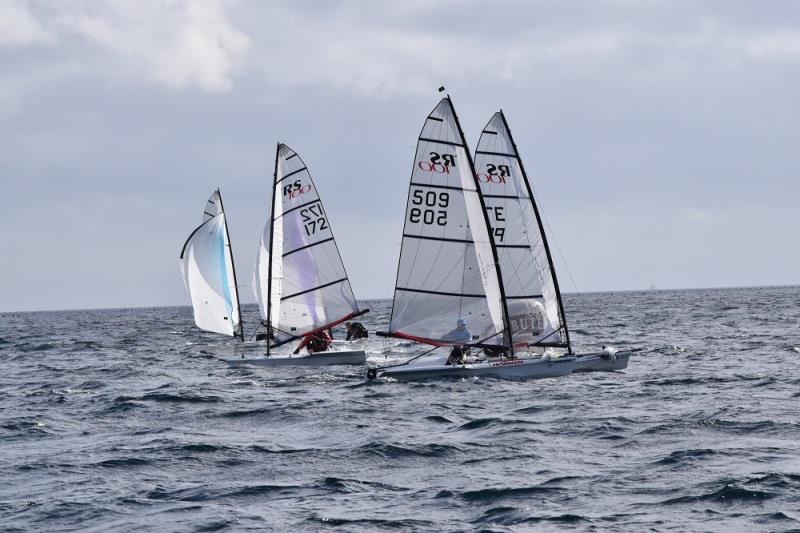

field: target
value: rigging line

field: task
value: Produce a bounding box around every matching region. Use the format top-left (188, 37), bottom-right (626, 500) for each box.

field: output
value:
top-left (528, 183), bottom-right (579, 293)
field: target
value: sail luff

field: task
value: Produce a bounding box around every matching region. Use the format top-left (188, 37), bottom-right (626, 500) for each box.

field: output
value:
top-left (446, 97), bottom-right (514, 355)
top-left (265, 143), bottom-right (280, 355)
top-left (215, 190), bottom-right (244, 342)
top-left (498, 110), bottom-right (571, 352)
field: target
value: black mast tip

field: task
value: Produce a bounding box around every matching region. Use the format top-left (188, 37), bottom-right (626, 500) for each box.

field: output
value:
top-left (438, 86), bottom-right (445, 92)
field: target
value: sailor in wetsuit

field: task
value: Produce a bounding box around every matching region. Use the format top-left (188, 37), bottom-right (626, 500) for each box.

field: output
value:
top-left (443, 318), bottom-right (472, 344)
top-left (345, 321), bottom-right (368, 341)
top-left (293, 329), bottom-right (332, 354)
top-left (443, 318), bottom-right (472, 366)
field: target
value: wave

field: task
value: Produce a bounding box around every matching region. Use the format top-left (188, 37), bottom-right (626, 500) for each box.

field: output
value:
top-left (454, 485), bottom-right (569, 503)
top-left (315, 477), bottom-right (408, 493)
top-left (357, 441), bottom-right (461, 458)
top-left (653, 448), bottom-right (725, 466)
top-left (660, 478), bottom-right (778, 505)
top-left (140, 392), bottom-right (222, 403)
top-left (304, 515), bottom-right (434, 529)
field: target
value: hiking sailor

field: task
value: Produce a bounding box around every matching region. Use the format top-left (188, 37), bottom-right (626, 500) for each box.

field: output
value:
top-left (345, 321), bottom-right (368, 341)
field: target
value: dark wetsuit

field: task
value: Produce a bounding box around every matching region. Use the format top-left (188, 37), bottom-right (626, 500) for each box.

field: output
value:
top-left (346, 322), bottom-right (368, 341)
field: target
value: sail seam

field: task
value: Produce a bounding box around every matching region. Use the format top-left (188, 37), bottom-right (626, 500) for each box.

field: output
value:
top-left (483, 194), bottom-right (521, 199)
top-left (409, 182), bottom-right (474, 192)
top-left (282, 237), bottom-right (335, 258)
top-left (475, 150), bottom-right (517, 158)
top-left (403, 234), bottom-right (474, 244)
top-left (427, 116), bottom-right (444, 122)
top-left (505, 294), bottom-right (544, 299)
top-left (496, 244), bottom-right (531, 249)
top-left (277, 199), bottom-right (321, 219)
top-left (419, 137), bottom-right (465, 148)
top-left (281, 277), bottom-right (348, 301)
top-left (396, 287), bottom-right (486, 298)
top-left (276, 166), bottom-right (308, 184)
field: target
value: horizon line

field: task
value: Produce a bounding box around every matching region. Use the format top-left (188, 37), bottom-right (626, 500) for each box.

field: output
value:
top-left (2, 282), bottom-right (797, 314)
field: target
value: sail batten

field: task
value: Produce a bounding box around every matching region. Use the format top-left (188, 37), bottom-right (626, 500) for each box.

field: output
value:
top-left (180, 190), bottom-right (243, 339)
top-left (387, 97), bottom-right (509, 348)
top-left (253, 144), bottom-right (361, 344)
top-left (474, 111), bottom-right (570, 350)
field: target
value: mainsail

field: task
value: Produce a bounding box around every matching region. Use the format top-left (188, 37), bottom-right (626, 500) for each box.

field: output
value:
top-left (387, 97), bottom-right (510, 348)
top-left (253, 143), bottom-right (362, 346)
top-left (474, 111), bottom-right (570, 350)
top-left (179, 189), bottom-right (243, 339)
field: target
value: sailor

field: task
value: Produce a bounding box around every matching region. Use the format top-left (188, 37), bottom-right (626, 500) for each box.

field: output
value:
top-left (443, 318), bottom-right (472, 344)
top-left (446, 345), bottom-right (466, 366)
top-left (482, 345), bottom-right (507, 359)
top-left (345, 321), bottom-right (368, 341)
top-left (293, 329), bottom-right (332, 354)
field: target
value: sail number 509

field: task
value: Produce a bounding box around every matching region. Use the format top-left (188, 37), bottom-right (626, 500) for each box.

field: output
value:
top-left (410, 190), bottom-right (449, 226)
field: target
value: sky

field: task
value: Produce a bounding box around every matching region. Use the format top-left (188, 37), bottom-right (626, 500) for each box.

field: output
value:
top-left (1, 0), bottom-right (799, 312)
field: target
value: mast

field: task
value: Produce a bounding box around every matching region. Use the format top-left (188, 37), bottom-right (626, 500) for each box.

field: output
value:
top-left (498, 110), bottom-right (571, 353)
top-left (447, 96), bottom-right (514, 355)
top-left (265, 143), bottom-right (280, 356)
top-left (215, 189), bottom-right (245, 342)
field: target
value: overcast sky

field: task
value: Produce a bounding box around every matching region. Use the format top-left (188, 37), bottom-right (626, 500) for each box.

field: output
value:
top-left (1, 0), bottom-right (798, 312)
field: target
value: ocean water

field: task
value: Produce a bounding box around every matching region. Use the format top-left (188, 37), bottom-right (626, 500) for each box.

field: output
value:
top-left (1, 286), bottom-right (799, 532)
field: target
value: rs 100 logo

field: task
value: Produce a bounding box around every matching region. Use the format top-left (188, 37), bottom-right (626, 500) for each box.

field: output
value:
top-left (283, 179), bottom-right (312, 198)
top-left (418, 151), bottom-right (456, 173)
top-left (477, 163), bottom-right (511, 183)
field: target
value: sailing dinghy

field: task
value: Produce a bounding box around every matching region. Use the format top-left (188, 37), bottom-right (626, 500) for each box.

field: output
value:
top-left (237, 143), bottom-right (368, 367)
top-left (368, 97), bottom-right (575, 381)
top-left (179, 189), bottom-right (244, 340)
top-left (474, 110), bottom-right (633, 372)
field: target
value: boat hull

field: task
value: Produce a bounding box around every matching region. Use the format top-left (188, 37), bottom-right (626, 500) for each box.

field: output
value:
top-left (376, 356), bottom-right (576, 382)
top-left (229, 350), bottom-right (366, 367)
top-left (573, 351), bottom-right (630, 372)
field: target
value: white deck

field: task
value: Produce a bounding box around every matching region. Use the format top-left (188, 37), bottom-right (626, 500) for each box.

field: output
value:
top-left (375, 355), bottom-right (576, 381)
top-left (573, 351), bottom-right (631, 372)
top-left (229, 349), bottom-right (366, 367)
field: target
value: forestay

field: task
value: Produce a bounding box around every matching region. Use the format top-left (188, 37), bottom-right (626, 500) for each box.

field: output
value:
top-left (253, 144), bottom-right (361, 344)
top-left (179, 190), bottom-right (243, 338)
top-left (474, 112), bottom-right (570, 349)
top-left (388, 98), bottom-right (508, 347)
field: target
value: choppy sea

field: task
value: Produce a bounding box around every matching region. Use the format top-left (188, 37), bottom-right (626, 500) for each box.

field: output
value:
top-left (1, 286), bottom-right (799, 532)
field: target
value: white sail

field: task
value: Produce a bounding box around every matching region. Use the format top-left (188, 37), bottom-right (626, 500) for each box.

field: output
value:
top-left (180, 190), bottom-right (242, 338)
top-left (388, 98), bottom-right (507, 346)
top-left (253, 144), bottom-right (360, 343)
top-left (474, 112), bottom-right (569, 348)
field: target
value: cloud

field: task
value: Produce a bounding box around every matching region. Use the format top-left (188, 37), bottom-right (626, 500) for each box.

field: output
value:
top-left (230, 2), bottom-right (800, 97)
top-left (2, 0), bottom-right (248, 92)
top-left (744, 30), bottom-right (800, 60)
top-left (0, 0), bottom-right (55, 46)
top-left (61, 1), bottom-right (249, 91)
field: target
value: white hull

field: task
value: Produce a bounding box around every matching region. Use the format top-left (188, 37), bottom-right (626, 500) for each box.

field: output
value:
top-left (573, 351), bottom-right (631, 372)
top-left (229, 350), bottom-right (366, 367)
top-left (374, 356), bottom-right (576, 382)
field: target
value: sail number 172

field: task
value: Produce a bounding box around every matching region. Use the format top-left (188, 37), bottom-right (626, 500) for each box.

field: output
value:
top-left (301, 203), bottom-right (328, 236)
top-left (410, 189), bottom-right (449, 226)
